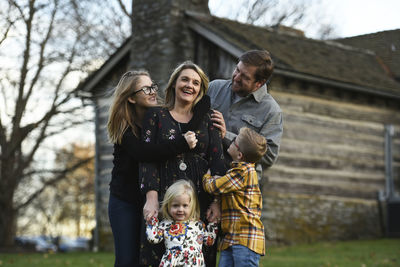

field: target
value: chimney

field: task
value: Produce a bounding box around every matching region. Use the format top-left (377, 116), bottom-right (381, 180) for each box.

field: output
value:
top-left (129, 0), bottom-right (210, 93)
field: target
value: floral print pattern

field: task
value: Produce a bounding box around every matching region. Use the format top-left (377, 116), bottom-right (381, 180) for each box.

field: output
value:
top-left (146, 217), bottom-right (218, 267)
top-left (139, 107), bottom-right (226, 265)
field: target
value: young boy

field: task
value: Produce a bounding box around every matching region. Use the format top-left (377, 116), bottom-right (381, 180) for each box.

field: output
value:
top-left (203, 127), bottom-right (267, 267)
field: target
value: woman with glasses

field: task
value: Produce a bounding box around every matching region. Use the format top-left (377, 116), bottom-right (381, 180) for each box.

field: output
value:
top-left (139, 62), bottom-right (227, 267)
top-left (107, 70), bottom-right (200, 267)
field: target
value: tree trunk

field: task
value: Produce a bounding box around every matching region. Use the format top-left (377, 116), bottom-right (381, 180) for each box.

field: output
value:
top-left (0, 200), bottom-right (17, 247)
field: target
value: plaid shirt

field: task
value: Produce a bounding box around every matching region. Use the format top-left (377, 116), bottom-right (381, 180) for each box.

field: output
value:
top-left (203, 161), bottom-right (265, 255)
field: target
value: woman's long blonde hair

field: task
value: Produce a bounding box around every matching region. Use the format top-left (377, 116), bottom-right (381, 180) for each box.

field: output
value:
top-left (161, 180), bottom-right (200, 221)
top-left (107, 70), bottom-right (150, 144)
top-left (164, 61), bottom-right (209, 110)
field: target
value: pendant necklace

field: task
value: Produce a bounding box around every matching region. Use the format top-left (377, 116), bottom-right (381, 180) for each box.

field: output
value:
top-left (177, 123), bottom-right (187, 171)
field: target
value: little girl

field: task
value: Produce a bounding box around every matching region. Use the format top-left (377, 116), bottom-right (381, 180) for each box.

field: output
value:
top-left (146, 179), bottom-right (218, 267)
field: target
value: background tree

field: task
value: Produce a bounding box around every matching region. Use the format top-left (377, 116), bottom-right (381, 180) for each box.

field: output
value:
top-left (0, 0), bottom-right (130, 247)
top-left (210, 0), bottom-right (337, 39)
top-left (17, 143), bottom-right (95, 238)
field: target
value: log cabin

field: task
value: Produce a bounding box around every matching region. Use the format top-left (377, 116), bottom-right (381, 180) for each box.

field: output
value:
top-left (78, 0), bottom-right (400, 250)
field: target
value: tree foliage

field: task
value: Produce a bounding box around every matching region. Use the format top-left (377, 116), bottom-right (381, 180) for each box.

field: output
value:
top-left (0, 0), bottom-right (130, 247)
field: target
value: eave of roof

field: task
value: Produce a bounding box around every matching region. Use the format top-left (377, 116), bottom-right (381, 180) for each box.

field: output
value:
top-left (77, 38), bottom-right (132, 94)
top-left (186, 12), bottom-right (400, 99)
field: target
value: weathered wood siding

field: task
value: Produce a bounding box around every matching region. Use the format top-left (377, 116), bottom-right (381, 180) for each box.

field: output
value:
top-left (196, 41), bottom-right (400, 244)
top-left (265, 77), bottom-right (400, 244)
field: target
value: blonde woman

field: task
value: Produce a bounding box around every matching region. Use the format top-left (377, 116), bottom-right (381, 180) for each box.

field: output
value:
top-left (146, 180), bottom-right (218, 266)
top-left (139, 61), bottom-right (227, 266)
top-left (107, 70), bottom-right (197, 267)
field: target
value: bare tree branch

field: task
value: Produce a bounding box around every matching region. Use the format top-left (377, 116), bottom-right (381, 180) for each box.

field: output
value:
top-left (0, 16), bottom-right (15, 46)
top-left (1, 0), bottom-right (130, 247)
top-left (15, 155), bottom-right (94, 211)
top-left (12, 0), bottom-right (35, 130)
top-left (116, 0), bottom-right (130, 17)
top-left (25, 0), bottom-right (58, 103)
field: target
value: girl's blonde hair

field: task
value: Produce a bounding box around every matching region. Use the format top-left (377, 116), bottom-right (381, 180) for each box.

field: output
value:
top-left (107, 70), bottom-right (150, 144)
top-left (161, 180), bottom-right (200, 221)
top-left (164, 61), bottom-right (209, 110)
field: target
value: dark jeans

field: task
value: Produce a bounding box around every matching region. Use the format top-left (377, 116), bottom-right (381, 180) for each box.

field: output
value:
top-left (108, 194), bottom-right (142, 267)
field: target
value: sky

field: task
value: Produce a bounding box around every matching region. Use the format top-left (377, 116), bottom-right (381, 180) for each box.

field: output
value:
top-left (209, 0), bottom-right (400, 38)
top-left (319, 0), bottom-right (400, 37)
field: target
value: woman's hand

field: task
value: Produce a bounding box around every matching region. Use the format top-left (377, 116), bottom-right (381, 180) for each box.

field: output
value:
top-left (211, 110), bottom-right (226, 138)
top-left (143, 191), bottom-right (159, 223)
top-left (184, 131), bottom-right (198, 149)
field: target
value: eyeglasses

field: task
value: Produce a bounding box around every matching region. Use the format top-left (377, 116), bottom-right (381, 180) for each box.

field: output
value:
top-left (231, 137), bottom-right (240, 151)
top-left (132, 84), bottom-right (158, 95)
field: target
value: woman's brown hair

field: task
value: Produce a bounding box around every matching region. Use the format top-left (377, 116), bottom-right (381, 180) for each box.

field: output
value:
top-left (107, 70), bottom-right (150, 144)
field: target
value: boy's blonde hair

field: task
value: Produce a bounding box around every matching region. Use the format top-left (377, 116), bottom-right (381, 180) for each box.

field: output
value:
top-left (237, 127), bottom-right (268, 163)
top-left (161, 180), bottom-right (200, 221)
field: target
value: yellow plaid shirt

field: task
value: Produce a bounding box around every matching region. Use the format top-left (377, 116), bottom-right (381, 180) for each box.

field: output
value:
top-left (203, 161), bottom-right (265, 255)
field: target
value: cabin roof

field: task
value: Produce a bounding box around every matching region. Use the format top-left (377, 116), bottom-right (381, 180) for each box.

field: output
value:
top-left (187, 13), bottom-right (400, 97)
top-left (78, 13), bottom-right (400, 99)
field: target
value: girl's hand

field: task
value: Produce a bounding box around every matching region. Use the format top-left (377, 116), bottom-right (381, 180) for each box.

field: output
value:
top-left (211, 110), bottom-right (226, 138)
top-left (143, 191), bottom-right (159, 223)
top-left (184, 131), bottom-right (198, 149)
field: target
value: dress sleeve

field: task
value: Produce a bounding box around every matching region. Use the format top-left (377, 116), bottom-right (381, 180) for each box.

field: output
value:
top-left (139, 108), bottom-right (161, 193)
top-left (121, 129), bottom-right (189, 162)
top-left (146, 217), bottom-right (164, 244)
top-left (202, 221), bottom-right (218, 246)
top-left (203, 167), bottom-right (245, 195)
top-left (206, 112), bottom-right (227, 176)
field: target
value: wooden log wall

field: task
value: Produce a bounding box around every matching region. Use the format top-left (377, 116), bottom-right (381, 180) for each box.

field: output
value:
top-left (264, 76), bottom-right (400, 244)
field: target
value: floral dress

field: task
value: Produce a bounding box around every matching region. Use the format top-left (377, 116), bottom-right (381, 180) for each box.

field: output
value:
top-left (146, 217), bottom-right (218, 267)
top-left (139, 106), bottom-right (226, 266)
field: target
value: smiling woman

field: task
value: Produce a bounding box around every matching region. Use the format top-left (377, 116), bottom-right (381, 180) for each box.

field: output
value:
top-left (106, 70), bottom-right (199, 267)
top-left (138, 61), bottom-right (227, 266)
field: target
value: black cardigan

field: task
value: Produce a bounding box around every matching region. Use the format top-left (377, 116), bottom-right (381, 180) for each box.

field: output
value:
top-left (110, 127), bottom-right (190, 209)
top-left (109, 96), bottom-right (211, 209)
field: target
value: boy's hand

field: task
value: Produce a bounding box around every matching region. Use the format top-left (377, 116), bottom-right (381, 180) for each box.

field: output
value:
top-left (206, 201), bottom-right (221, 223)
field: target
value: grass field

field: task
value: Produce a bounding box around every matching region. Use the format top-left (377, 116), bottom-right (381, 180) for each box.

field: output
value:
top-left (0, 238), bottom-right (399, 266)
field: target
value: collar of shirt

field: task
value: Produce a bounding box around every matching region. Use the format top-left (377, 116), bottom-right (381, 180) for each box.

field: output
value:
top-left (252, 84), bottom-right (268, 103)
top-left (231, 83), bottom-right (268, 104)
top-left (230, 161), bottom-right (255, 169)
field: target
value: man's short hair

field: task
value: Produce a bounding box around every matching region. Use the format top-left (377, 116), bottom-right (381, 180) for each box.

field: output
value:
top-left (237, 127), bottom-right (268, 163)
top-left (239, 50), bottom-right (274, 83)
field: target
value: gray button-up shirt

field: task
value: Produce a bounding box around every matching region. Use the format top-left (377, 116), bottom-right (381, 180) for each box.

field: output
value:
top-left (208, 79), bottom-right (283, 179)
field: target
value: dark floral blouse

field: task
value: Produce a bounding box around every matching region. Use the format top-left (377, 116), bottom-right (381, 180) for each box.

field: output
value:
top-left (140, 106), bottom-right (226, 215)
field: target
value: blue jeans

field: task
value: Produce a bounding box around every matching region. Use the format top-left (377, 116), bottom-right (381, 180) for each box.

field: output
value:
top-left (108, 194), bottom-right (142, 267)
top-left (219, 245), bottom-right (261, 267)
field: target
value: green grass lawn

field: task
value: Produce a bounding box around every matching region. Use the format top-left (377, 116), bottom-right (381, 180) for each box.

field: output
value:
top-left (0, 239), bottom-right (399, 267)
